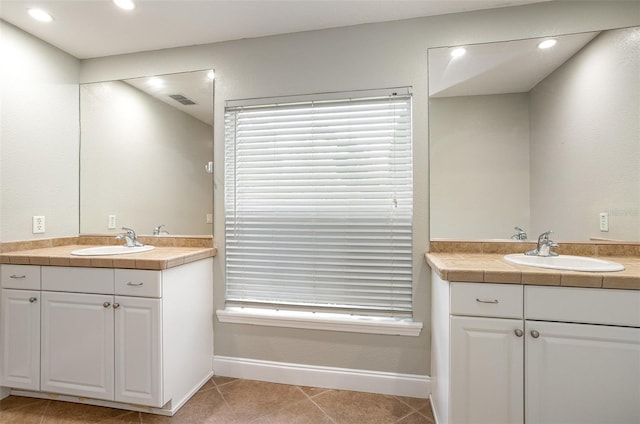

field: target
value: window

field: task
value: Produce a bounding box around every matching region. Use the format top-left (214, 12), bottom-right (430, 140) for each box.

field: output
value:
top-left (224, 88), bottom-right (413, 318)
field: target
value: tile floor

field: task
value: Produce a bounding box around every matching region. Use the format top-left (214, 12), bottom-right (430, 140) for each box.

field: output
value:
top-left (0, 377), bottom-right (435, 424)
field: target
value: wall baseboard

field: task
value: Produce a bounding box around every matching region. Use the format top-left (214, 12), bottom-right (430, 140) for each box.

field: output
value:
top-left (212, 355), bottom-right (430, 398)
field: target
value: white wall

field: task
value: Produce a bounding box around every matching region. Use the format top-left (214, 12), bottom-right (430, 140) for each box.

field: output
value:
top-left (530, 26), bottom-right (640, 241)
top-left (80, 80), bottom-right (213, 235)
top-left (0, 21), bottom-right (80, 241)
top-left (79, 1), bottom-right (639, 377)
top-left (430, 94), bottom-right (531, 239)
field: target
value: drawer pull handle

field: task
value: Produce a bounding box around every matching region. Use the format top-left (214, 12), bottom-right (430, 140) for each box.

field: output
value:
top-left (10, 275), bottom-right (27, 279)
top-left (514, 329), bottom-right (524, 337)
top-left (127, 282), bottom-right (144, 286)
top-left (29, 297), bottom-right (38, 303)
top-left (103, 302), bottom-right (111, 308)
top-left (475, 298), bottom-right (499, 304)
top-left (531, 330), bottom-right (540, 339)
top-left (113, 303), bottom-right (120, 309)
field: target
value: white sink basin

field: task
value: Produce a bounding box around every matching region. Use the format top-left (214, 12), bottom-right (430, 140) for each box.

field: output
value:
top-left (504, 254), bottom-right (624, 272)
top-left (71, 245), bottom-right (155, 256)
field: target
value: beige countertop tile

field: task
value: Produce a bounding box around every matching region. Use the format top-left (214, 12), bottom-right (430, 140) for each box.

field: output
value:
top-left (0, 244), bottom-right (216, 270)
top-left (426, 252), bottom-right (640, 290)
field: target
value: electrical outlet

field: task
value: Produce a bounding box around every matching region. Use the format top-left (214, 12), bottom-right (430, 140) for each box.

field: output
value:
top-left (32, 216), bottom-right (45, 234)
top-left (599, 212), bottom-right (609, 232)
top-left (206, 213), bottom-right (213, 224)
top-left (108, 214), bottom-right (117, 229)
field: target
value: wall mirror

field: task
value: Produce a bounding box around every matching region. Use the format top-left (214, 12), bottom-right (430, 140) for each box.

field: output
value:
top-left (80, 69), bottom-right (214, 236)
top-left (429, 27), bottom-right (639, 242)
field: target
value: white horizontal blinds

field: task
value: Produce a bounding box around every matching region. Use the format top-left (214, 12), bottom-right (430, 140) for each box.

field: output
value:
top-left (224, 89), bottom-right (413, 317)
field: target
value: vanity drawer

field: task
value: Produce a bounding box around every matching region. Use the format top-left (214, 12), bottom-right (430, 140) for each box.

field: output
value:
top-left (525, 286), bottom-right (640, 327)
top-left (451, 282), bottom-right (523, 319)
top-left (42, 267), bottom-right (113, 294)
top-left (115, 269), bottom-right (162, 298)
top-left (1, 265), bottom-right (41, 290)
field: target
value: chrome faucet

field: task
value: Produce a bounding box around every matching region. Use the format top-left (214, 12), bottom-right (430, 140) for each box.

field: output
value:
top-left (526, 230), bottom-right (558, 257)
top-left (153, 224), bottom-right (169, 236)
top-left (116, 227), bottom-right (144, 247)
top-left (510, 226), bottom-right (527, 240)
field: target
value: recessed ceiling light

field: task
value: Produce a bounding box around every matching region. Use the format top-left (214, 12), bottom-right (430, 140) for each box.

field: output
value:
top-left (538, 39), bottom-right (557, 49)
top-left (148, 77), bottom-right (164, 88)
top-left (450, 47), bottom-right (466, 58)
top-left (113, 0), bottom-right (135, 11)
top-left (28, 8), bottom-right (53, 22)
top-left (207, 70), bottom-right (215, 81)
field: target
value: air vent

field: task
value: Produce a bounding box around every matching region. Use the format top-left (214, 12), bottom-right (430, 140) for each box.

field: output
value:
top-left (169, 94), bottom-right (196, 105)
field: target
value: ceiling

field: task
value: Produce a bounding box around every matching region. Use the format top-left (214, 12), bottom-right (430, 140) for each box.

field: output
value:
top-left (122, 70), bottom-right (214, 125)
top-left (428, 31), bottom-right (600, 97)
top-left (0, 0), bottom-right (548, 59)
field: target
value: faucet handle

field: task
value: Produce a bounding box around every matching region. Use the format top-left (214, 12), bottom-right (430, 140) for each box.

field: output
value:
top-left (538, 230), bottom-right (553, 241)
top-left (122, 226), bottom-right (135, 234)
top-left (511, 226), bottom-right (527, 240)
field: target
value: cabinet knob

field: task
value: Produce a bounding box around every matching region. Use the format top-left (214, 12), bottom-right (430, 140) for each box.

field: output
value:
top-left (29, 297), bottom-right (38, 303)
top-left (530, 330), bottom-right (540, 339)
top-left (103, 302), bottom-right (111, 308)
top-left (113, 303), bottom-right (120, 309)
top-left (514, 329), bottom-right (524, 337)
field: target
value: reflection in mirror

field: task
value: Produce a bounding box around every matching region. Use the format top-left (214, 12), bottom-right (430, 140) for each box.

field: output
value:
top-left (80, 70), bottom-right (214, 236)
top-left (429, 27), bottom-right (639, 242)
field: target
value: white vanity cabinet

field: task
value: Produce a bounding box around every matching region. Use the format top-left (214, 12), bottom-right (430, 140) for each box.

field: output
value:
top-left (524, 286), bottom-right (640, 424)
top-left (1, 258), bottom-right (213, 415)
top-left (41, 290), bottom-right (116, 400)
top-left (40, 267), bottom-right (163, 406)
top-left (432, 277), bottom-right (524, 424)
top-left (0, 265), bottom-right (41, 391)
top-left (113, 294), bottom-right (162, 406)
top-left (431, 271), bottom-right (640, 424)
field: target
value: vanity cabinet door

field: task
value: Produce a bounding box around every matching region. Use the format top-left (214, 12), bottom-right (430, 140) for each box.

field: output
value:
top-left (40, 291), bottom-right (115, 400)
top-left (1, 289), bottom-right (40, 390)
top-left (114, 296), bottom-right (163, 407)
top-left (450, 316), bottom-right (524, 424)
top-left (526, 321), bottom-right (640, 424)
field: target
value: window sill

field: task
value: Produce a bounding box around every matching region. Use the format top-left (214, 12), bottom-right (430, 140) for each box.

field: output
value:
top-left (216, 307), bottom-right (423, 336)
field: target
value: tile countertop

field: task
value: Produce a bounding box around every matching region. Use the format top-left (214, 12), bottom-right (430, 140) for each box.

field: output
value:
top-left (0, 245), bottom-right (217, 270)
top-left (425, 252), bottom-right (640, 291)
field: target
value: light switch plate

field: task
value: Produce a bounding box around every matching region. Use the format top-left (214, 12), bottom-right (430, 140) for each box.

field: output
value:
top-left (599, 212), bottom-right (609, 232)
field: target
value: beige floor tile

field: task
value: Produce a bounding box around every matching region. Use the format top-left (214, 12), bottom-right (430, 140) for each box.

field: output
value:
top-left (0, 396), bottom-right (49, 411)
top-left (0, 401), bottom-right (49, 424)
top-left (217, 379), bottom-right (307, 422)
top-left (42, 401), bottom-right (135, 424)
top-left (417, 402), bottom-right (434, 420)
top-left (97, 411), bottom-right (142, 423)
top-left (298, 386), bottom-right (331, 398)
top-left (250, 398), bottom-right (333, 424)
top-left (394, 396), bottom-right (429, 411)
top-left (141, 388), bottom-right (236, 424)
top-left (396, 411), bottom-right (434, 424)
top-left (197, 377), bottom-right (218, 392)
top-left (312, 390), bottom-right (413, 424)
top-left (211, 376), bottom-right (238, 387)
top-left (2, 379), bottom-right (436, 424)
